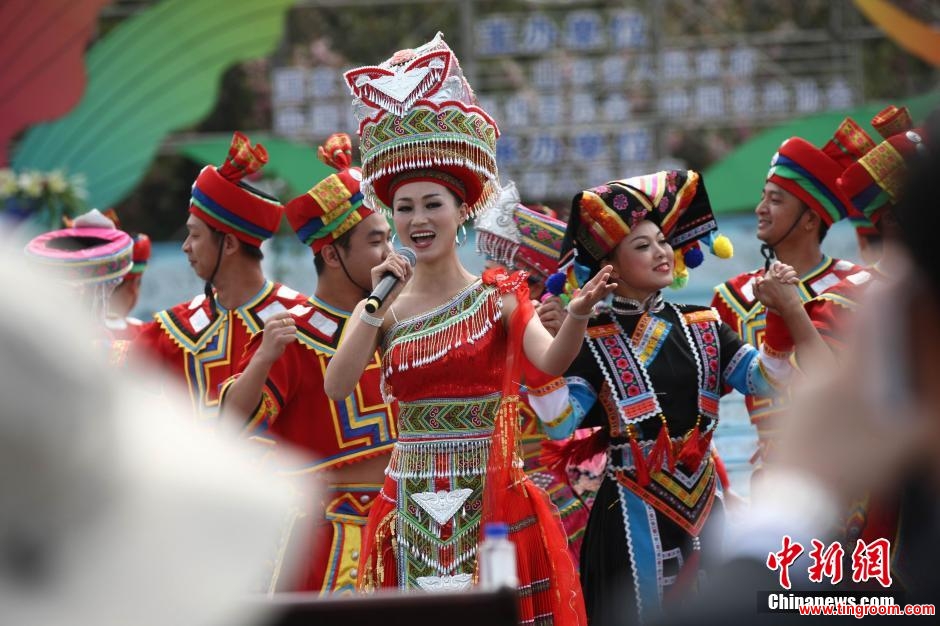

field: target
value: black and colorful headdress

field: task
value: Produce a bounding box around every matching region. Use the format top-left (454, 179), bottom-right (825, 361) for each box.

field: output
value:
top-left (560, 170), bottom-right (732, 289)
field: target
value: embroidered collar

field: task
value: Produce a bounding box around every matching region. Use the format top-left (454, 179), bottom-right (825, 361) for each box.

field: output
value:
top-left (610, 292), bottom-right (664, 316)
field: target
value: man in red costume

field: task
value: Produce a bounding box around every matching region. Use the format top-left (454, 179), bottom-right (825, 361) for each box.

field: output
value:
top-left (132, 132), bottom-right (306, 420)
top-left (776, 110), bottom-right (928, 582)
top-left (805, 107), bottom-right (923, 351)
top-left (711, 134), bottom-right (861, 462)
top-left (221, 133), bottom-right (398, 594)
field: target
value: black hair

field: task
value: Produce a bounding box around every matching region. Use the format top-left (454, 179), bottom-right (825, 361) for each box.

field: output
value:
top-left (444, 187), bottom-right (464, 206)
top-left (817, 220), bottom-right (829, 243)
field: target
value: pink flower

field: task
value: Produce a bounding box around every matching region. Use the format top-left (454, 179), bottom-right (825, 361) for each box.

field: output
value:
top-left (613, 194), bottom-right (628, 210)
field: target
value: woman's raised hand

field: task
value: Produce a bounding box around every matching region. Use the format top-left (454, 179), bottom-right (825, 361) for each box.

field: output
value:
top-left (368, 249), bottom-right (414, 312)
top-left (567, 264), bottom-right (617, 319)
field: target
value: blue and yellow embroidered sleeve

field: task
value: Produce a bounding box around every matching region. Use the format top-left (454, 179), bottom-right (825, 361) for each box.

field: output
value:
top-left (719, 322), bottom-right (791, 397)
top-left (538, 338), bottom-right (608, 439)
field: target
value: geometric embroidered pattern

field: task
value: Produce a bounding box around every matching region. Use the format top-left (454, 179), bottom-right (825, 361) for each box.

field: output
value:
top-left (360, 105), bottom-right (497, 157)
top-left (613, 457), bottom-right (717, 537)
top-left (398, 394), bottom-right (502, 436)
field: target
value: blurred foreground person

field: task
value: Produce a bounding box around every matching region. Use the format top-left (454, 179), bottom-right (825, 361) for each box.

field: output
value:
top-left (0, 245), bottom-right (313, 626)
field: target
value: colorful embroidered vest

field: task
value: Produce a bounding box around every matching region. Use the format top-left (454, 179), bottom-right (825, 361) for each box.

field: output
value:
top-left (135, 281), bottom-right (306, 420)
top-left (231, 295), bottom-right (398, 473)
top-left (586, 305), bottom-right (722, 537)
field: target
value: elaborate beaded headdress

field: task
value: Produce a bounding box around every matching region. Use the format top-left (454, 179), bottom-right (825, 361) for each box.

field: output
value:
top-left (344, 32), bottom-right (500, 216)
top-left (475, 181), bottom-right (565, 280)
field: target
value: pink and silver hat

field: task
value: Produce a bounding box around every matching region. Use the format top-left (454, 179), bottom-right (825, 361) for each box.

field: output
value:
top-left (24, 209), bottom-right (133, 286)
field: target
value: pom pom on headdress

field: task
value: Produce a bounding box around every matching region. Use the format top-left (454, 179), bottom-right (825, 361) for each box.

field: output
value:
top-left (545, 272), bottom-right (567, 296)
top-left (670, 249), bottom-right (690, 289)
top-left (682, 243), bottom-right (704, 268)
top-left (703, 231), bottom-right (733, 259)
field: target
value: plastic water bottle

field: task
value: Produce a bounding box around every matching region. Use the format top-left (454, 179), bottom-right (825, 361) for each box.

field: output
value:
top-left (479, 522), bottom-right (518, 590)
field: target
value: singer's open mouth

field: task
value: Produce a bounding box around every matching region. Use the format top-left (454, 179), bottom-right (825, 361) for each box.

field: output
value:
top-left (410, 231), bottom-right (436, 247)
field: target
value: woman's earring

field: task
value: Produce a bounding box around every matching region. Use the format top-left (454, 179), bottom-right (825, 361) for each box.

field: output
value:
top-left (391, 232), bottom-right (398, 247)
top-left (455, 223), bottom-right (467, 247)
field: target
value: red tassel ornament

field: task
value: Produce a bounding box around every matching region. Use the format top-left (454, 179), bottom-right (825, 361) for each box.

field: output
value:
top-left (628, 426), bottom-right (650, 487)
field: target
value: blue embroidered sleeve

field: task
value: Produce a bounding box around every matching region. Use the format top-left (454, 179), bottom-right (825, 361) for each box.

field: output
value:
top-left (536, 376), bottom-right (595, 439)
top-left (719, 316), bottom-right (791, 397)
top-left (723, 344), bottom-right (776, 397)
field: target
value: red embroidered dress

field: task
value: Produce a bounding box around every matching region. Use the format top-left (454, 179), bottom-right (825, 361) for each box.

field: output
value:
top-left (359, 271), bottom-right (585, 626)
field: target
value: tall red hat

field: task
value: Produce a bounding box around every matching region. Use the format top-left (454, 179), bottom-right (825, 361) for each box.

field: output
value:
top-left (767, 137), bottom-right (854, 226)
top-left (838, 127), bottom-right (926, 225)
top-left (285, 133), bottom-right (375, 255)
top-left (189, 132), bottom-right (283, 247)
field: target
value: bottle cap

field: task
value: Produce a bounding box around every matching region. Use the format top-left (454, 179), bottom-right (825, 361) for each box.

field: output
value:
top-left (483, 522), bottom-right (509, 539)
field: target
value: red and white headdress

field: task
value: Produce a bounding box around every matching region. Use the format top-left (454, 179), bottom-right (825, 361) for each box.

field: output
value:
top-left (344, 32), bottom-right (500, 216)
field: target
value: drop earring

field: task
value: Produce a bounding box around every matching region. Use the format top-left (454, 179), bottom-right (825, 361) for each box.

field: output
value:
top-left (455, 223), bottom-right (467, 247)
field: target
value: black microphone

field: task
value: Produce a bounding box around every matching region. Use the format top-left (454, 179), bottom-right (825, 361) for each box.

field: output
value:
top-left (364, 247), bottom-right (417, 313)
